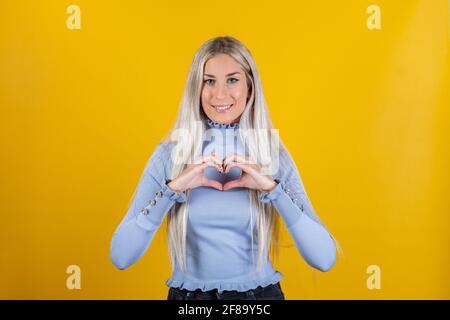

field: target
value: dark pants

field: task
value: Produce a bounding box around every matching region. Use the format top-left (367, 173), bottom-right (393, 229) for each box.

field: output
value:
top-left (167, 282), bottom-right (285, 300)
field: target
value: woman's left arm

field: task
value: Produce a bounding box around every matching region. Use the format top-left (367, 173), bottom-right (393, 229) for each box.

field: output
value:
top-left (259, 151), bottom-right (337, 272)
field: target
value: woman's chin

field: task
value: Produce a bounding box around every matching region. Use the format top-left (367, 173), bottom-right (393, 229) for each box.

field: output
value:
top-left (212, 115), bottom-right (237, 124)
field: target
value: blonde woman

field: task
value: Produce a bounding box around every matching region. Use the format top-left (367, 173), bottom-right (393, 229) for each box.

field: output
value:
top-left (110, 36), bottom-right (338, 300)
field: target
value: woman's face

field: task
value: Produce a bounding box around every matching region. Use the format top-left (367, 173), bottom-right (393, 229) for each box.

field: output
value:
top-left (201, 53), bottom-right (249, 124)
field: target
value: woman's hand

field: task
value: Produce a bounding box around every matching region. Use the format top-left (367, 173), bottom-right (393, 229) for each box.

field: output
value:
top-left (222, 153), bottom-right (278, 193)
top-left (167, 152), bottom-right (224, 193)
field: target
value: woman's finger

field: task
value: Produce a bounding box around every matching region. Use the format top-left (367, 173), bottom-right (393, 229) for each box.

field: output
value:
top-left (203, 152), bottom-right (223, 167)
top-left (222, 178), bottom-right (245, 191)
top-left (199, 160), bottom-right (223, 173)
top-left (223, 153), bottom-right (252, 167)
top-left (203, 178), bottom-right (223, 191)
top-left (191, 151), bottom-right (222, 166)
top-left (225, 162), bottom-right (254, 175)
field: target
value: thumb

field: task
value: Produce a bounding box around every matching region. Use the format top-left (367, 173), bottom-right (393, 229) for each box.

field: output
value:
top-left (203, 178), bottom-right (223, 191)
top-left (222, 179), bottom-right (245, 191)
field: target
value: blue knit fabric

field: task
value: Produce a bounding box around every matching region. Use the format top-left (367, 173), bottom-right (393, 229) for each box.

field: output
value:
top-left (110, 117), bottom-right (336, 293)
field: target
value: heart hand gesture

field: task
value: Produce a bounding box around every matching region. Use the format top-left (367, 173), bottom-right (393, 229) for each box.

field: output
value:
top-left (167, 152), bottom-right (278, 193)
top-left (167, 152), bottom-right (224, 193)
top-left (222, 153), bottom-right (277, 193)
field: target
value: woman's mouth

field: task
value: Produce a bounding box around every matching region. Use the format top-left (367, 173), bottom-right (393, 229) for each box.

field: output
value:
top-left (212, 104), bottom-right (233, 113)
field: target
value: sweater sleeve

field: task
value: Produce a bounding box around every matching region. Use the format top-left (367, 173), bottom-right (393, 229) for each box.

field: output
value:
top-left (259, 149), bottom-right (337, 272)
top-left (110, 143), bottom-right (186, 270)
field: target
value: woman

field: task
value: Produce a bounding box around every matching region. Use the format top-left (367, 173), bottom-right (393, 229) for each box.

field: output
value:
top-left (110, 36), bottom-right (338, 300)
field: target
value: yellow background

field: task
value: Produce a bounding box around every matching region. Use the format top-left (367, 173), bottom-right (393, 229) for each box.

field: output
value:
top-left (0, 0), bottom-right (449, 299)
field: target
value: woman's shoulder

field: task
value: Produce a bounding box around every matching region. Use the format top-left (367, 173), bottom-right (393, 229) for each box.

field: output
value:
top-left (141, 141), bottom-right (176, 179)
top-left (274, 145), bottom-right (298, 179)
top-left (154, 141), bottom-right (176, 159)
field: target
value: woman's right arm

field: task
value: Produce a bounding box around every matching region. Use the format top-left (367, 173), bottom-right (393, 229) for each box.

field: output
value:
top-left (110, 143), bottom-right (186, 270)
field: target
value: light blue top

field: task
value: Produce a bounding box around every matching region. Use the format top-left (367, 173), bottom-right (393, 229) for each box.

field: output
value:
top-left (110, 118), bottom-right (337, 293)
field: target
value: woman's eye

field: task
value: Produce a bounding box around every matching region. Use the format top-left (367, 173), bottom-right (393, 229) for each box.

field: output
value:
top-left (203, 78), bottom-right (238, 85)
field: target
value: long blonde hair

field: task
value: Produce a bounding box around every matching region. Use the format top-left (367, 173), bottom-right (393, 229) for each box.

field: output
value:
top-left (146, 36), bottom-right (342, 273)
top-left (158, 36), bottom-right (288, 273)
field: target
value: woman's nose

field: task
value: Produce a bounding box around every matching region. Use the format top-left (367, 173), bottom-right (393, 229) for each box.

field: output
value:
top-left (214, 83), bottom-right (228, 98)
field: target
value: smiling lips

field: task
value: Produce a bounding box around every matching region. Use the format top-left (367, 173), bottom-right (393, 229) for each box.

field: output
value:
top-left (212, 104), bottom-right (233, 113)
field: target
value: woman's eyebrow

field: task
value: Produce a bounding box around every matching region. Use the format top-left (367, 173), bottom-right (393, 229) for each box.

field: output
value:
top-left (203, 72), bottom-right (241, 78)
